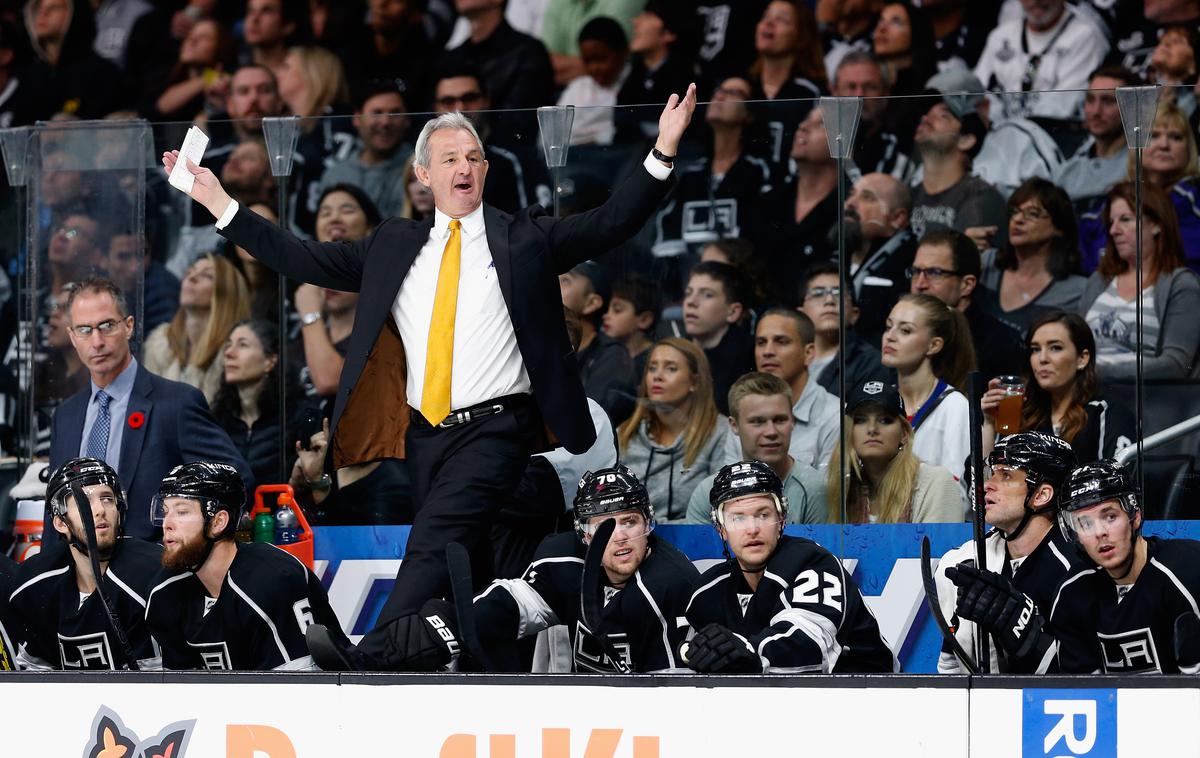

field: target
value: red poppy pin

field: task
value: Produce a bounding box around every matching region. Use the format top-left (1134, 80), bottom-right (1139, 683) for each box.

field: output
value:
top-left (127, 412), bottom-right (145, 429)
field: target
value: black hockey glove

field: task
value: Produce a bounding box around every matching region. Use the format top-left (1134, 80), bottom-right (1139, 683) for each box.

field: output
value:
top-left (378, 598), bottom-right (462, 671)
top-left (683, 623), bottom-right (763, 674)
top-left (945, 563), bottom-right (1041, 659)
top-left (1174, 611), bottom-right (1200, 673)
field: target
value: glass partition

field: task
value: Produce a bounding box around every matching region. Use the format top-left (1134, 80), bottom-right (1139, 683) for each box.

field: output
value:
top-left (9, 83), bottom-right (1200, 582)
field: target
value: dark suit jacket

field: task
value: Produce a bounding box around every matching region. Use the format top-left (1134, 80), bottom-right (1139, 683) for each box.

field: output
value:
top-left (217, 163), bottom-right (673, 460)
top-left (48, 363), bottom-right (253, 539)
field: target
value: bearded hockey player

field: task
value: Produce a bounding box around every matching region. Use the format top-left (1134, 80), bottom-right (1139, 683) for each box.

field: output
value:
top-left (683, 460), bottom-right (897, 673)
top-left (307, 465), bottom-right (699, 672)
top-left (144, 462), bottom-right (347, 670)
top-left (9, 457), bottom-right (161, 670)
top-left (1051, 460), bottom-right (1200, 674)
top-left (935, 431), bottom-right (1085, 673)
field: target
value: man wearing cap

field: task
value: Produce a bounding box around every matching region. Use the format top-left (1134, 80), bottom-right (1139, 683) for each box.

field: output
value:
top-left (559, 261), bottom-right (636, 424)
top-left (908, 91), bottom-right (1007, 252)
top-left (925, 68), bottom-right (1064, 201)
top-left (972, 0), bottom-right (1108, 122)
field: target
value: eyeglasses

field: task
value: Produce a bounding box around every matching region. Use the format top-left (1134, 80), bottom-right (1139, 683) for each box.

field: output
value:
top-left (69, 319), bottom-right (124, 338)
top-left (906, 266), bottom-right (960, 281)
top-left (55, 225), bottom-right (91, 240)
top-left (1008, 206), bottom-right (1049, 222)
top-left (435, 91), bottom-right (484, 110)
top-left (722, 512), bottom-right (782, 532)
top-left (804, 286), bottom-right (841, 301)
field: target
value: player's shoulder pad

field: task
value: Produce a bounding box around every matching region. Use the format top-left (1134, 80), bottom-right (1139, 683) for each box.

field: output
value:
top-left (645, 535), bottom-right (700, 577)
top-left (532, 531), bottom-right (586, 562)
top-left (234, 542), bottom-right (312, 585)
top-left (13, 540), bottom-right (71, 580)
top-left (770, 535), bottom-right (839, 576)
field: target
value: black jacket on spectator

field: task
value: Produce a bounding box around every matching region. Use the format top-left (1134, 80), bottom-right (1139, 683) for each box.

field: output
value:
top-left (653, 152), bottom-right (772, 258)
top-left (446, 20), bottom-right (554, 111)
top-left (849, 129), bottom-right (914, 184)
top-left (755, 183), bottom-right (838, 305)
top-left (815, 329), bottom-right (893, 398)
top-left (21, 0), bottom-right (126, 121)
top-left (578, 331), bottom-right (636, 425)
top-left (342, 24), bottom-right (435, 116)
top-left (481, 137), bottom-right (547, 214)
top-left (693, 0), bottom-right (770, 90)
top-left (1034, 394), bottom-right (1135, 464)
top-left (753, 77), bottom-right (821, 170)
top-left (616, 54), bottom-right (697, 145)
top-left (966, 298), bottom-right (1026, 383)
top-left (705, 324), bottom-right (755, 415)
top-left (220, 411), bottom-right (289, 488)
top-left (845, 229), bottom-right (917, 348)
top-left (142, 261), bottom-right (181, 335)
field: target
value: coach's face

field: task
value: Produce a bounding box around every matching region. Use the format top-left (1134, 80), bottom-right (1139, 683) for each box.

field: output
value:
top-left (415, 128), bottom-right (489, 219)
top-left (68, 290), bottom-right (134, 388)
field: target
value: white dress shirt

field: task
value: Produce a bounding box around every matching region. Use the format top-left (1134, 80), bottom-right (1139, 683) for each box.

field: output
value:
top-left (394, 203), bottom-right (531, 414)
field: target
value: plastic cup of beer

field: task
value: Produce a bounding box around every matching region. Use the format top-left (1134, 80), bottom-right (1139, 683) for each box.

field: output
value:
top-left (995, 375), bottom-right (1025, 435)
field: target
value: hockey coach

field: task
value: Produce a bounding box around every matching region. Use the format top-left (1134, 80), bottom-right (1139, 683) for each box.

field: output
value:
top-left (163, 84), bottom-right (698, 669)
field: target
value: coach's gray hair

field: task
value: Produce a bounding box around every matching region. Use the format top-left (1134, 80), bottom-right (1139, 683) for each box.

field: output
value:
top-left (414, 112), bottom-right (486, 168)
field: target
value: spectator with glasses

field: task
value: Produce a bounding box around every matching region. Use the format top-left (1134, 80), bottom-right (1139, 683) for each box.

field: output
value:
top-left (910, 229), bottom-right (1025, 380)
top-left (798, 262), bottom-right (891, 397)
top-left (979, 178), bottom-right (1086, 335)
top-left (972, 0), bottom-right (1108, 122)
top-left (47, 276), bottom-right (250, 540)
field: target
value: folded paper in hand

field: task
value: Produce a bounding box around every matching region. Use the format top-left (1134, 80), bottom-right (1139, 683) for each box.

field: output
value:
top-left (169, 126), bottom-right (209, 194)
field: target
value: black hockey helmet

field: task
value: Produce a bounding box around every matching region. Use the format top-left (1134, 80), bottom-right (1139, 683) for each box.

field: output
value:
top-left (988, 432), bottom-right (1076, 503)
top-left (1058, 460), bottom-right (1141, 542)
top-left (573, 465), bottom-right (653, 540)
top-left (708, 460), bottom-right (788, 528)
top-left (47, 457), bottom-right (126, 521)
top-left (151, 462), bottom-right (246, 539)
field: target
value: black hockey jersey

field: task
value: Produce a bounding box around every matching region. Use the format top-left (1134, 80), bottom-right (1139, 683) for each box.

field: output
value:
top-left (935, 525), bottom-right (1089, 673)
top-left (0, 554), bottom-right (17, 670)
top-left (474, 531), bottom-right (700, 673)
top-left (1050, 537), bottom-right (1200, 674)
top-left (686, 535), bottom-right (897, 673)
top-left (144, 542), bottom-right (347, 671)
top-left (8, 538), bottom-right (162, 670)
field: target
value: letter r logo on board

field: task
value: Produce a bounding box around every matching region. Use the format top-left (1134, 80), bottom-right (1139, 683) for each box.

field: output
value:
top-left (1022, 689), bottom-right (1116, 758)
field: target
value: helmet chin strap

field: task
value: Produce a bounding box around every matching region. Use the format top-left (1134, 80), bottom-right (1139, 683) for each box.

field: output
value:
top-left (185, 514), bottom-right (235, 573)
top-left (999, 482), bottom-right (1051, 542)
top-left (1108, 510), bottom-right (1143, 583)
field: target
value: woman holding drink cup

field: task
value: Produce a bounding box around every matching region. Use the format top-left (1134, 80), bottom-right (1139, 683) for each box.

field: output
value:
top-left (981, 311), bottom-right (1134, 461)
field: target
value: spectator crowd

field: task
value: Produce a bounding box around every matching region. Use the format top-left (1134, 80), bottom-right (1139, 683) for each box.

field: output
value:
top-left (2, 0), bottom-right (1200, 538)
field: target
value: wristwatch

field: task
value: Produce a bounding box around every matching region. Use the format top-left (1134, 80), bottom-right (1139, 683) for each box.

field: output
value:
top-left (652, 147), bottom-right (675, 164)
top-left (306, 473), bottom-right (332, 491)
top-left (300, 311), bottom-right (322, 327)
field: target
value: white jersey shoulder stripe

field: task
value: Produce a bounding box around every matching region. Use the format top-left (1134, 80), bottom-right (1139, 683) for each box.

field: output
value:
top-left (635, 571), bottom-right (676, 669)
top-left (10, 564), bottom-right (70, 602)
top-left (1050, 568), bottom-right (1100, 619)
top-left (145, 572), bottom-right (194, 618)
top-left (1047, 540), bottom-right (1071, 572)
top-left (228, 575), bottom-right (292, 664)
top-left (687, 572), bottom-right (729, 610)
top-left (106, 568), bottom-right (148, 608)
top-left (1150, 557), bottom-right (1200, 617)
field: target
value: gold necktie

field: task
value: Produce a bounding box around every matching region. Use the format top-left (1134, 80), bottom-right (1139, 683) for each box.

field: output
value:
top-left (421, 219), bottom-right (461, 425)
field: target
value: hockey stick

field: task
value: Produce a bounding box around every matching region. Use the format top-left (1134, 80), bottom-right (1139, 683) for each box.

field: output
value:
top-left (966, 371), bottom-right (991, 673)
top-left (581, 519), bottom-right (632, 674)
top-left (445, 541), bottom-right (497, 673)
top-left (920, 536), bottom-right (978, 674)
top-left (70, 486), bottom-right (139, 671)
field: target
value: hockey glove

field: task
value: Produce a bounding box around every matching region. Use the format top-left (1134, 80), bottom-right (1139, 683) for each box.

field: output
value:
top-left (1174, 611), bottom-right (1200, 674)
top-left (945, 563), bottom-right (1041, 659)
top-left (684, 623), bottom-right (763, 674)
top-left (377, 598), bottom-right (462, 671)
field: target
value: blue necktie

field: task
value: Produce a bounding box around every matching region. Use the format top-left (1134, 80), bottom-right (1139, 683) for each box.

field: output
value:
top-left (86, 390), bottom-right (111, 462)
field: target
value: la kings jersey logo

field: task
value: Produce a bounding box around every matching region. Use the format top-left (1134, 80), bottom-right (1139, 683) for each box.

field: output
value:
top-left (1098, 627), bottom-right (1161, 673)
top-left (59, 631), bottom-right (115, 670)
top-left (187, 640), bottom-right (233, 670)
top-left (574, 622), bottom-right (632, 673)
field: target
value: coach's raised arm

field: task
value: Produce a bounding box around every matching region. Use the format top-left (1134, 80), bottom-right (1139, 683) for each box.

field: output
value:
top-left (161, 85), bottom-right (697, 671)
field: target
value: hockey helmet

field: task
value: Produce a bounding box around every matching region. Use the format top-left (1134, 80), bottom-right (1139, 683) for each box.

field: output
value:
top-left (708, 460), bottom-right (788, 529)
top-left (1058, 460), bottom-right (1141, 542)
top-left (573, 465), bottom-right (653, 540)
top-left (47, 457), bottom-right (126, 521)
top-left (151, 462), bottom-right (246, 539)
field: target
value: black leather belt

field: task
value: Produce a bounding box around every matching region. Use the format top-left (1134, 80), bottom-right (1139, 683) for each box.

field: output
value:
top-left (417, 394), bottom-right (530, 429)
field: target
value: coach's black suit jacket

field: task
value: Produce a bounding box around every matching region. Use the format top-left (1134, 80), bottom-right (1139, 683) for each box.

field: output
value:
top-left (217, 163), bottom-right (672, 460)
